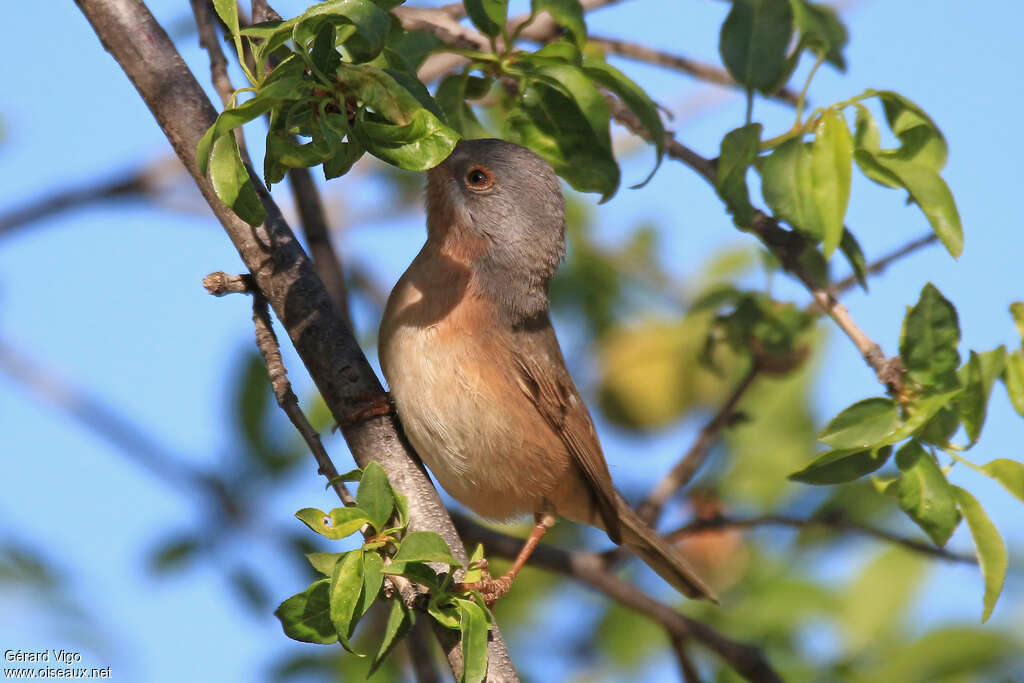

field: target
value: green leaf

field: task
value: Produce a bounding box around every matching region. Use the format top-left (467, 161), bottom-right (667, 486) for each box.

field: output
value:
top-left (197, 96), bottom-right (280, 177)
top-left (465, 0), bottom-right (508, 38)
top-left (329, 550), bottom-right (365, 654)
top-left (1010, 301), bottom-right (1024, 345)
top-left (810, 109), bottom-right (852, 258)
top-left (435, 74), bottom-right (491, 138)
top-left (852, 105), bottom-right (902, 188)
top-left (789, 445), bottom-right (892, 485)
top-left (838, 547), bottom-right (928, 654)
top-left (900, 283), bottom-right (961, 392)
top-left (292, 0), bottom-right (393, 65)
top-left (581, 57), bottom-right (664, 188)
top-left (818, 397), bottom-right (900, 449)
top-left (357, 551), bottom-right (384, 618)
top-left (958, 348), bottom-right (1007, 445)
top-left (307, 551), bottom-right (345, 576)
top-left (427, 593), bottom-right (460, 629)
top-left (979, 458), bottom-right (1024, 504)
top-left (714, 123), bottom-right (763, 226)
top-left (839, 228), bottom-right (868, 290)
top-left (1003, 351), bottom-right (1024, 417)
top-left (719, 0), bottom-right (795, 93)
top-left (789, 0), bottom-right (848, 70)
top-left (873, 89), bottom-right (948, 170)
top-left (275, 580), bottom-right (337, 644)
top-left (296, 506), bottom-right (369, 539)
top-left (458, 598), bottom-right (490, 683)
top-left (462, 544), bottom-right (486, 584)
top-left (506, 77), bottom-right (619, 199)
top-left (872, 156), bottom-right (963, 258)
top-left (952, 486), bottom-right (1007, 622)
top-left (390, 531), bottom-right (461, 568)
top-left (357, 108), bottom-right (461, 170)
top-left (531, 0), bottom-right (586, 48)
top-left (380, 560), bottom-right (441, 591)
top-left (208, 134), bottom-right (267, 226)
top-left (759, 139), bottom-right (824, 241)
top-left (882, 389), bottom-right (962, 445)
top-left (356, 461), bottom-right (395, 533)
top-left (883, 440), bottom-right (958, 546)
top-left (213, 0), bottom-right (240, 37)
top-left (369, 599), bottom-right (414, 677)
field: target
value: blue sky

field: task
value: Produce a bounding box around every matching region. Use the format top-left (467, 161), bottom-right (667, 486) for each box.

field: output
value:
top-left (1, 1), bottom-right (1022, 681)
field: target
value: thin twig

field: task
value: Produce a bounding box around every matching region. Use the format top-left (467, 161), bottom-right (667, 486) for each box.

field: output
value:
top-left (671, 634), bottom-right (704, 683)
top-left (190, 0), bottom-right (234, 107)
top-left (453, 516), bottom-right (782, 683)
top-left (828, 233), bottom-right (939, 299)
top-left (638, 365), bottom-right (760, 525)
top-left (665, 514), bottom-right (977, 565)
top-left (589, 35), bottom-right (799, 106)
top-left (604, 94), bottom-right (905, 395)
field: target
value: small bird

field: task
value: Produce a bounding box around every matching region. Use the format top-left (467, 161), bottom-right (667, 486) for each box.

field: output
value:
top-left (379, 138), bottom-right (713, 602)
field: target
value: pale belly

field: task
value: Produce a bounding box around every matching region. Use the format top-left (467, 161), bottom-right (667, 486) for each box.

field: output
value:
top-left (380, 322), bottom-right (559, 520)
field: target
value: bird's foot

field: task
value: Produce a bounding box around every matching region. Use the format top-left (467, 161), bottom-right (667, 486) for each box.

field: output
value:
top-left (334, 392), bottom-right (395, 430)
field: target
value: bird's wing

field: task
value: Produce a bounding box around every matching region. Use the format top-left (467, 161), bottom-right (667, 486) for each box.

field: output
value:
top-left (511, 319), bottom-right (622, 543)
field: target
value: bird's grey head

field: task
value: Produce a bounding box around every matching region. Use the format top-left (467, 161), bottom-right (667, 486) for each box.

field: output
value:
top-left (426, 138), bottom-right (566, 322)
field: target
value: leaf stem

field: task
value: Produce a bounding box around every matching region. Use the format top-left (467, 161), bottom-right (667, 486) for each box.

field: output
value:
top-left (795, 52), bottom-right (825, 124)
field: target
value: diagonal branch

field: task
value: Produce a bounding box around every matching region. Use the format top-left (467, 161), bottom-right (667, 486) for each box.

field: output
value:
top-left (454, 516), bottom-right (782, 683)
top-left (74, 0), bottom-right (517, 678)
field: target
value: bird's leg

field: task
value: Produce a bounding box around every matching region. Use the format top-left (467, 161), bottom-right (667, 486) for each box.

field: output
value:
top-left (334, 392), bottom-right (395, 430)
top-left (457, 512), bottom-right (556, 604)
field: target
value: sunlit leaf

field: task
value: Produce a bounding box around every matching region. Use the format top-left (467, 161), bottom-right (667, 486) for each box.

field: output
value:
top-left (900, 283), bottom-right (961, 392)
top-left (953, 486), bottom-right (1007, 622)
top-left (330, 550), bottom-right (365, 654)
top-left (719, 0), bottom-right (795, 93)
top-left (818, 397), bottom-right (900, 449)
top-left (789, 445), bottom-right (892, 485)
top-left (715, 123), bottom-right (762, 226)
top-left (883, 440), bottom-right (958, 546)
top-left (275, 579), bottom-right (337, 644)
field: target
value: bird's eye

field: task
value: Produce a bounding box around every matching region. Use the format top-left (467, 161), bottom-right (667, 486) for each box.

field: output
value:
top-left (464, 166), bottom-right (494, 191)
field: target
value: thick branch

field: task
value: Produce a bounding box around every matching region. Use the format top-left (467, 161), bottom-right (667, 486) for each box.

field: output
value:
top-left (667, 514), bottom-right (977, 565)
top-left (74, 0), bottom-right (516, 678)
top-left (455, 517), bottom-right (782, 683)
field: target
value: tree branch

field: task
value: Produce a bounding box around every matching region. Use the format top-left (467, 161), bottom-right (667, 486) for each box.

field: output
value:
top-left (638, 365), bottom-right (760, 525)
top-left (666, 514), bottom-right (977, 565)
top-left (828, 233), bottom-right (938, 300)
top-left (454, 516), bottom-right (782, 683)
top-left (74, 0), bottom-right (517, 678)
top-left (588, 35), bottom-right (799, 106)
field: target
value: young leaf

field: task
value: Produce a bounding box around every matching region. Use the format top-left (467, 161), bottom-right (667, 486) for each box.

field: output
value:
top-left (356, 461), bottom-right (395, 533)
top-left (357, 108), bottom-right (461, 170)
top-left (1003, 351), bottom-right (1024, 418)
top-left (307, 551), bottom-right (345, 576)
top-left (213, 0), bottom-right (241, 37)
top-left (369, 599), bottom-right (414, 677)
top-left (275, 579), bottom-right (337, 644)
top-left (714, 123), bottom-right (763, 226)
top-left (329, 550), bottom-right (365, 654)
top-left (881, 389), bottom-right (962, 445)
top-left (531, 0), bottom-right (587, 49)
top-left (296, 506), bottom-right (370, 539)
top-left (953, 486), bottom-right (1007, 622)
top-left (884, 440), bottom-right (959, 546)
top-left (208, 134), bottom-right (267, 227)
top-left (1010, 301), bottom-right (1024, 345)
top-left (759, 139), bottom-right (825, 242)
top-left (958, 348), bottom-right (1007, 445)
top-left (818, 397), bottom-right (900, 449)
top-left (390, 531), bottom-right (462, 568)
top-left (719, 0), bottom-right (795, 93)
top-left (581, 57), bottom-right (664, 187)
top-left (458, 598), bottom-right (490, 683)
top-left (839, 228), bottom-right (868, 290)
top-left (380, 561), bottom-right (441, 591)
top-left (870, 156), bottom-right (963, 258)
top-left (810, 109), bottom-right (853, 258)
top-left (873, 89), bottom-right (948, 171)
top-left (853, 105), bottom-right (902, 188)
top-left (789, 0), bottom-right (848, 70)
top-left (435, 74), bottom-right (491, 138)
top-left (789, 445), bottom-right (892, 485)
top-left (463, 543), bottom-right (487, 584)
top-left (900, 283), bottom-right (961, 392)
top-left (291, 0), bottom-right (392, 65)
top-left (356, 550), bottom-right (384, 618)
top-left (465, 0), bottom-right (509, 38)
top-left (979, 459), bottom-right (1024, 504)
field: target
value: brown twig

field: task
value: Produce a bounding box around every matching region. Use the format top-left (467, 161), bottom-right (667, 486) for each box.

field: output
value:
top-left (589, 35), bottom-right (799, 106)
top-left (454, 516), bottom-right (782, 683)
top-left (828, 233), bottom-right (939, 299)
top-left (638, 365), bottom-right (761, 525)
top-left (666, 514), bottom-right (977, 565)
top-left (75, 0), bottom-right (518, 678)
top-left (671, 634), bottom-right (704, 683)
top-left (604, 94), bottom-right (905, 395)
top-left (190, 0), bottom-right (234, 107)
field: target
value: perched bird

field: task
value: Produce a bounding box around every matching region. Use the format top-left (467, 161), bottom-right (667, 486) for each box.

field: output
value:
top-left (379, 138), bottom-right (713, 602)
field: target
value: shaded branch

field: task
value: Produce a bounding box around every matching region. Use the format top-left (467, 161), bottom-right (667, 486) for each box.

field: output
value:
top-left (74, 0), bottom-right (517, 678)
top-left (454, 516), bottom-right (782, 683)
top-left (638, 365), bottom-right (760, 525)
top-left (666, 514), bottom-right (977, 565)
top-left (589, 35), bottom-right (799, 106)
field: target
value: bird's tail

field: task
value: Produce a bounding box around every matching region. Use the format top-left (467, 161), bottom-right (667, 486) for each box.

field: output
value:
top-left (616, 496), bottom-right (718, 602)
